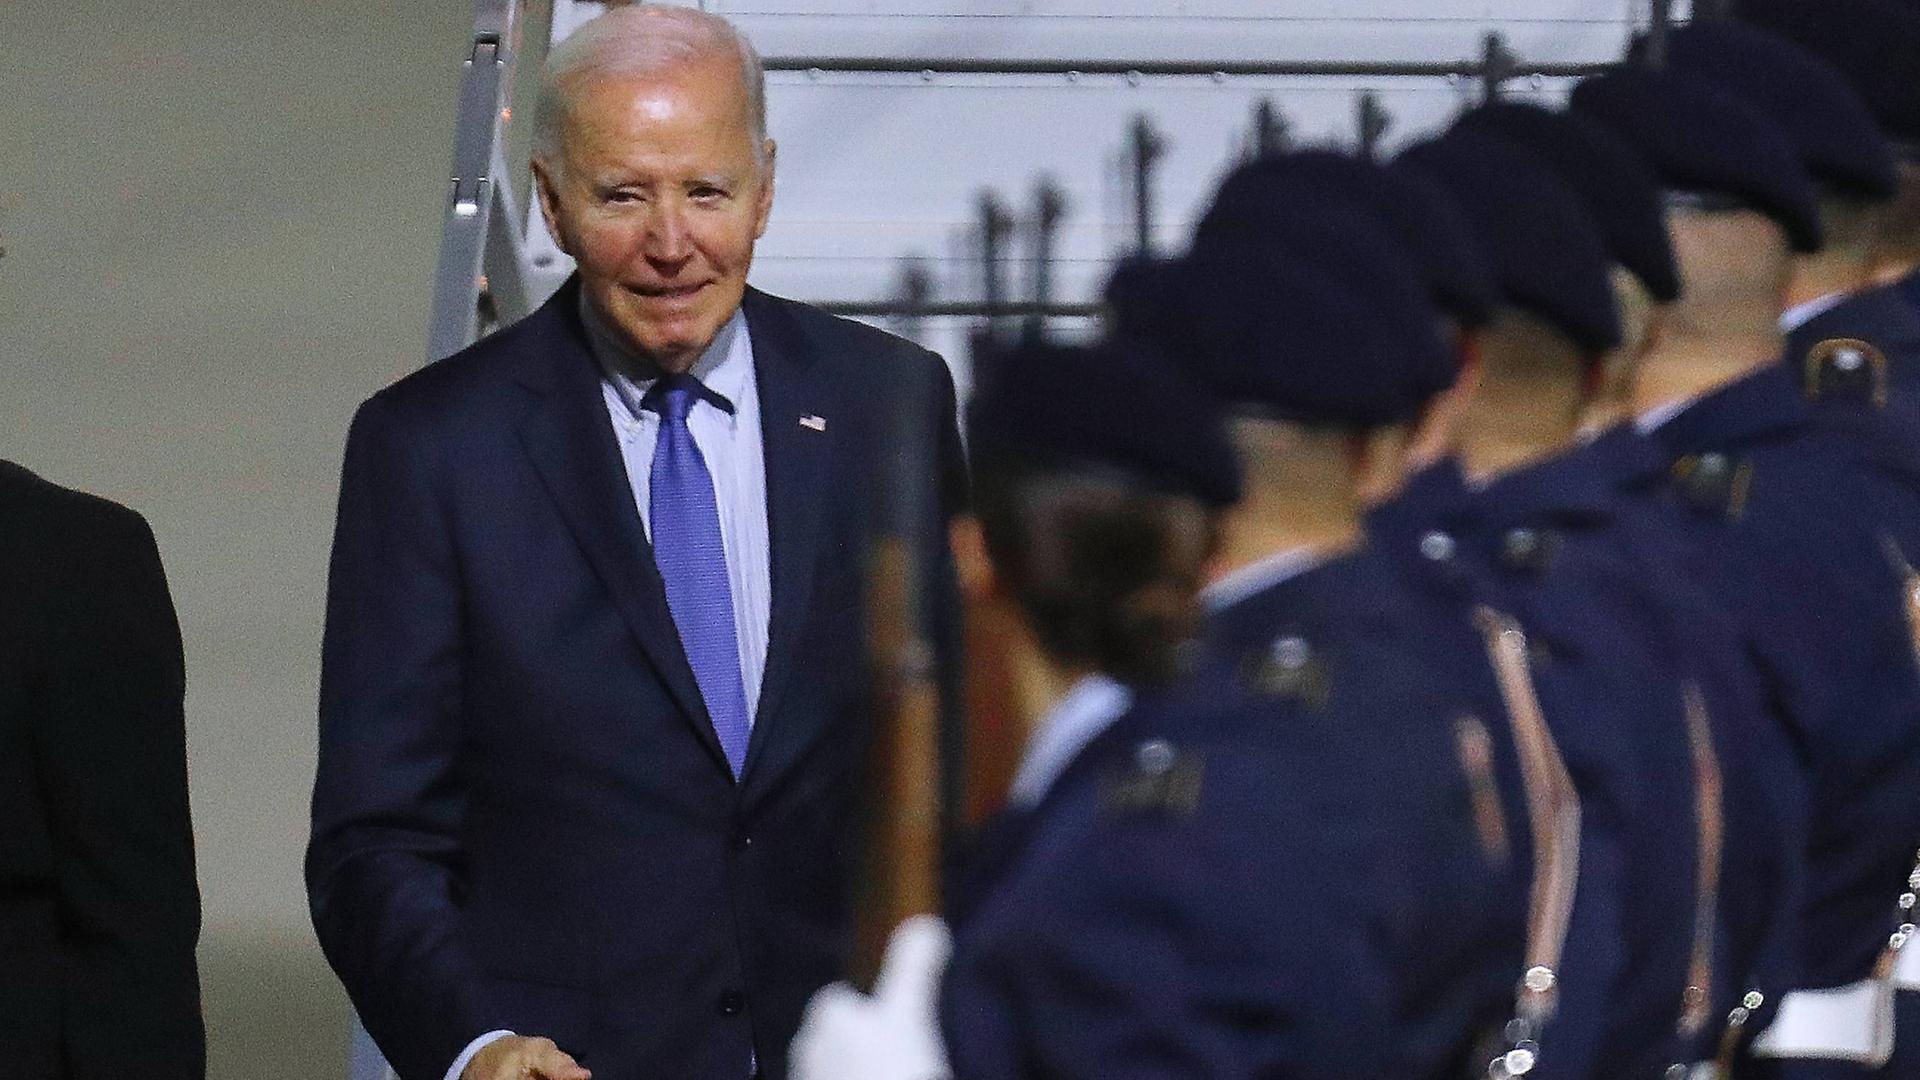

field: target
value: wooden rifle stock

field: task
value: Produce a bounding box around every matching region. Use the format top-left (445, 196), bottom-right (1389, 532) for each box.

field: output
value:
top-left (852, 535), bottom-right (944, 988)
top-left (850, 352), bottom-right (955, 988)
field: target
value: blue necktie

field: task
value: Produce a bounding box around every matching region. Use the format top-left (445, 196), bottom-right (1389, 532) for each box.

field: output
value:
top-left (647, 375), bottom-right (752, 778)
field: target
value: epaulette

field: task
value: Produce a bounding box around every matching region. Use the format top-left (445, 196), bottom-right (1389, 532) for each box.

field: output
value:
top-left (1671, 451), bottom-right (1753, 521)
top-left (1102, 737), bottom-right (1205, 818)
top-left (1801, 337), bottom-right (1889, 409)
top-left (1238, 634), bottom-right (1332, 709)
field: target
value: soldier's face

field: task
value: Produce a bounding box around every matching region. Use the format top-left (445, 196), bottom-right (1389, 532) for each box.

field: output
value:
top-left (535, 54), bottom-right (776, 373)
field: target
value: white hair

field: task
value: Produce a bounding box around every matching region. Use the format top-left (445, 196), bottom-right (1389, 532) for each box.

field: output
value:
top-left (532, 4), bottom-right (768, 169)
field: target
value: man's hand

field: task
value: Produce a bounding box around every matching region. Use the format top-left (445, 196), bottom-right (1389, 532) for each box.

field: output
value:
top-left (461, 1036), bottom-right (591, 1080)
top-left (789, 915), bottom-right (953, 1080)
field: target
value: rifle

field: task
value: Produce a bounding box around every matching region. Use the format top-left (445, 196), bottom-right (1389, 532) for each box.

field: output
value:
top-left (851, 351), bottom-right (948, 988)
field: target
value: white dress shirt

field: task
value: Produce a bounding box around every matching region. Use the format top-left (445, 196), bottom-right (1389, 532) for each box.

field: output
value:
top-left (446, 301), bottom-right (774, 1080)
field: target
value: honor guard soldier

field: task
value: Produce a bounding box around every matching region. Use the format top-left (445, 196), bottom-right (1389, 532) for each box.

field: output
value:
top-left (793, 337), bottom-right (1244, 1080)
top-left (934, 328), bottom-right (1520, 1080)
top-left (1658, 16), bottom-right (1920, 423)
top-left (1728, 3), bottom-right (1920, 1064)
top-left (1735, 0), bottom-right (1920, 339)
top-left (1115, 187), bottom-right (1538, 1076)
top-left (1449, 98), bottom-right (1809, 1078)
top-left (1183, 164), bottom-right (1540, 1075)
top-left (1449, 101), bottom-right (1682, 434)
top-left (1165, 158), bottom-right (1612, 1079)
top-left (1572, 62), bottom-right (1920, 1075)
top-left (1392, 122), bottom-right (1726, 1080)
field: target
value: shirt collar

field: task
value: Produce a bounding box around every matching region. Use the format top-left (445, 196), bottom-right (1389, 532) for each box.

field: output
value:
top-left (1202, 546), bottom-right (1331, 613)
top-left (1006, 675), bottom-right (1135, 810)
top-left (1779, 291), bottom-right (1849, 333)
top-left (1789, 281), bottom-right (1920, 354)
top-left (1632, 394), bottom-right (1696, 434)
top-left (582, 292), bottom-right (751, 422)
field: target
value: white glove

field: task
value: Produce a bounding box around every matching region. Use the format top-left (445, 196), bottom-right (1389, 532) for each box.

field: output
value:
top-left (789, 915), bottom-right (954, 1080)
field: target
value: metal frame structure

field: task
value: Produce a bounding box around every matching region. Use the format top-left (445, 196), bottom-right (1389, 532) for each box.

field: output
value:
top-left (761, 54), bottom-right (1608, 79)
top-left (426, 0), bottom-right (520, 362)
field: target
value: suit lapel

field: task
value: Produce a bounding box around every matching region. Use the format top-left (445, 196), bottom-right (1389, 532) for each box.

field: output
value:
top-left (741, 289), bottom-right (836, 784)
top-left (513, 282), bottom-right (730, 773)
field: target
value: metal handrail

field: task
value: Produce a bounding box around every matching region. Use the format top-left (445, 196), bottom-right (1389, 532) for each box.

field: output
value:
top-left (816, 300), bottom-right (1104, 319)
top-left (763, 56), bottom-right (1610, 79)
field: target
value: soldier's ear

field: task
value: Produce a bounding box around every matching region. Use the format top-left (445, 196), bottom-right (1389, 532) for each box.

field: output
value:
top-left (1638, 306), bottom-right (1668, 363)
top-left (949, 515), bottom-right (1000, 601)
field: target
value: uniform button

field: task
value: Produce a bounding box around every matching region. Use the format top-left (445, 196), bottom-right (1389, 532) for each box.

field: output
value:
top-left (1134, 738), bottom-right (1176, 774)
top-left (1271, 635), bottom-right (1310, 669)
top-left (1502, 528), bottom-right (1540, 566)
top-left (717, 990), bottom-right (746, 1016)
top-left (1419, 530), bottom-right (1456, 561)
top-left (729, 829), bottom-right (752, 851)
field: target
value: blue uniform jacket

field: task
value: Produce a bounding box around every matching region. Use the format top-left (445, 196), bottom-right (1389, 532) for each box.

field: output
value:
top-left (1368, 458), bottom-right (1715, 1080)
top-left (1632, 363), bottom-right (1920, 997)
top-left (941, 587), bottom-right (1522, 1080)
top-left (1493, 429), bottom-right (1808, 1067)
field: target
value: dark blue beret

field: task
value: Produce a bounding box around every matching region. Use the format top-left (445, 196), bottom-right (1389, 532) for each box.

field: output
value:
top-left (1398, 127), bottom-right (1623, 355)
top-left (1569, 66), bottom-right (1825, 253)
top-left (1171, 233), bottom-right (1458, 429)
top-left (1205, 150), bottom-right (1499, 328)
top-left (1195, 164), bottom-right (1442, 308)
top-left (966, 337), bottom-right (1243, 508)
top-left (1102, 256), bottom-right (1194, 352)
top-left (1665, 21), bottom-right (1898, 200)
top-left (1455, 101), bottom-right (1682, 303)
top-left (1735, 0), bottom-right (1920, 147)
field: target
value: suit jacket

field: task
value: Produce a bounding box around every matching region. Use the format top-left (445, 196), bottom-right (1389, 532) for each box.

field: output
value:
top-left (307, 282), bottom-right (964, 1080)
top-left (0, 461), bottom-right (204, 1080)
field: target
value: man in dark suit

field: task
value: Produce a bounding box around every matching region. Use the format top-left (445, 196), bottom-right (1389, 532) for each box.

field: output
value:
top-left (305, 7), bottom-right (963, 1080)
top-left (0, 461), bottom-right (204, 1080)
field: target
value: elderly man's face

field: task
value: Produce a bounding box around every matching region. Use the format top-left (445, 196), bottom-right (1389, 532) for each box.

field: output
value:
top-left (535, 52), bottom-right (775, 372)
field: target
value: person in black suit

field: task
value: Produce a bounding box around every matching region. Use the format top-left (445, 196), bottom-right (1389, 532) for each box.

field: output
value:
top-left (305, 7), bottom-right (963, 1080)
top-left (0, 461), bottom-right (204, 1080)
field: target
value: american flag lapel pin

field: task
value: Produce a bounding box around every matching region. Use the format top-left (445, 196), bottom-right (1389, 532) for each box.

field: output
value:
top-left (799, 414), bottom-right (827, 432)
